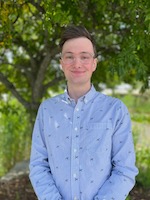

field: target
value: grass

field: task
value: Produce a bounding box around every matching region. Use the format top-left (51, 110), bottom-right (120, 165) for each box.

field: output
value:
top-left (114, 93), bottom-right (150, 123)
top-left (134, 126), bottom-right (150, 188)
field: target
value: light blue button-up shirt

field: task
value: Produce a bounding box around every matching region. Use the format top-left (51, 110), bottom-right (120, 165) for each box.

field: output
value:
top-left (29, 85), bottom-right (138, 200)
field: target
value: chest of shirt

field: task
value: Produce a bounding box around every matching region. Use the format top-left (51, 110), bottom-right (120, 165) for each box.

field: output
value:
top-left (42, 100), bottom-right (114, 154)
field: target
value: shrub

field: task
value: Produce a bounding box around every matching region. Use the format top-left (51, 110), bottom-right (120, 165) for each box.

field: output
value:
top-left (0, 97), bottom-right (31, 176)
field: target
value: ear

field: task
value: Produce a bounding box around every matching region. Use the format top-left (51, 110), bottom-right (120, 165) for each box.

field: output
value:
top-left (59, 64), bottom-right (63, 70)
top-left (59, 59), bottom-right (64, 71)
top-left (92, 58), bottom-right (98, 72)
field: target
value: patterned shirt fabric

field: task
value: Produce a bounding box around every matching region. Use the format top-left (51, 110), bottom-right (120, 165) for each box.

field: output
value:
top-left (29, 85), bottom-right (138, 200)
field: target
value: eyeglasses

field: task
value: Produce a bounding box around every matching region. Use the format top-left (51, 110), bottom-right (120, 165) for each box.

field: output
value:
top-left (60, 52), bottom-right (95, 65)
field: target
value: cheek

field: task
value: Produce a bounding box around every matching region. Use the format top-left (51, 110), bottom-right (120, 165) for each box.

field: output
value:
top-left (61, 65), bottom-right (70, 75)
top-left (88, 65), bottom-right (96, 73)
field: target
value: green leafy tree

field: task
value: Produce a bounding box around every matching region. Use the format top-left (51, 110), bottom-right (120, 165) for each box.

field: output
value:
top-left (0, 0), bottom-right (150, 129)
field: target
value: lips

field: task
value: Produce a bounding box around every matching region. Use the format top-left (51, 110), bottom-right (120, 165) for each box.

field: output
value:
top-left (71, 71), bottom-right (85, 74)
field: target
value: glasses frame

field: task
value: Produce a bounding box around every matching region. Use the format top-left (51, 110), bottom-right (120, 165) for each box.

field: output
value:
top-left (60, 52), bottom-right (95, 65)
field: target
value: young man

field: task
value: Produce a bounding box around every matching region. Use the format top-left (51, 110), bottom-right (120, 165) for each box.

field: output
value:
top-left (29, 25), bottom-right (138, 200)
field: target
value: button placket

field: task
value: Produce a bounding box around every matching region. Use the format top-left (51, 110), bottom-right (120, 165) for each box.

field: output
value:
top-left (71, 102), bottom-right (82, 199)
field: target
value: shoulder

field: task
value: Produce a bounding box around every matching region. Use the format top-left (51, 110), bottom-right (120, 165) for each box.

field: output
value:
top-left (95, 91), bottom-right (128, 110)
top-left (95, 91), bottom-right (119, 103)
top-left (39, 93), bottom-right (64, 109)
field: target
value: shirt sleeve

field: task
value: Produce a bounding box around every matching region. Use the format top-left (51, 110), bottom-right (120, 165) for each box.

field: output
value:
top-left (29, 103), bottom-right (63, 200)
top-left (94, 101), bottom-right (139, 200)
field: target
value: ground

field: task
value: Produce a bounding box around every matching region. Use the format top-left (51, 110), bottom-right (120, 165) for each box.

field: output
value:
top-left (0, 174), bottom-right (150, 200)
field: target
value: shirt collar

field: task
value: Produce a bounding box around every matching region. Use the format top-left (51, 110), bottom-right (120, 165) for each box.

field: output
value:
top-left (63, 85), bottom-right (97, 104)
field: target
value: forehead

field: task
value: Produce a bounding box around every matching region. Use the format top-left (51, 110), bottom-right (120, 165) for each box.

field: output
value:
top-left (62, 37), bottom-right (94, 54)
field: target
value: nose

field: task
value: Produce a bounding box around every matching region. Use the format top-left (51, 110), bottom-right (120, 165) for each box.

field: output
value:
top-left (73, 57), bottom-right (81, 68)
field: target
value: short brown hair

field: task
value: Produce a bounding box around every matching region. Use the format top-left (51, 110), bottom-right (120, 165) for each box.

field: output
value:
top-left (59, 25), bottom-right (97, 57)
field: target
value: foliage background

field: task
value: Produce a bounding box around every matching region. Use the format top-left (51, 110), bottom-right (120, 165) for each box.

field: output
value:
top-left (0, 0), bottom-right (150, 121)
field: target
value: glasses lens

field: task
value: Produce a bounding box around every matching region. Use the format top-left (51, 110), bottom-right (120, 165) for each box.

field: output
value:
top-left (80, 53), bottom-right (92, 64)
top-left (62, 53), bottom-right (74, 64)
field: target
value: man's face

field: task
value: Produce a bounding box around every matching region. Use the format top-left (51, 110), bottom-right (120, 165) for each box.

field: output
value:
top-left (60, 37), bottom-right (97, 87)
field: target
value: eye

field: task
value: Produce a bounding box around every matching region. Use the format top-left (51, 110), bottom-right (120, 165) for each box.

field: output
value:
top-left (81, 55), bottom-right (90, 60)
top-left (66, 55), bottom-right (73, 59)
top-left (64, 54), bottom-right (74, 61)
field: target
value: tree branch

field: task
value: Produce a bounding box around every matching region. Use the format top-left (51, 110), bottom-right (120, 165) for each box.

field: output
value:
top-left (0, 61), bottom-right (36, 89)
top-left (32, 53), bottom-right (51, 100)
top-left (13, 36), bottom-right (37, 70)
top-left (44, 76), bottom-right (64, 91)
top-left (0, 72), bottom-right (30, 109)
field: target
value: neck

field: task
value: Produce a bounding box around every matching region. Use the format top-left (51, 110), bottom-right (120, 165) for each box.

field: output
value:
top-left (67, 83), bottom-right (91, 102)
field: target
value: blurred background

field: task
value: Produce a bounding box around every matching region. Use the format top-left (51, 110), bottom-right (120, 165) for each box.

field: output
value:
top-left (0, 0), bottom-right (150, 199)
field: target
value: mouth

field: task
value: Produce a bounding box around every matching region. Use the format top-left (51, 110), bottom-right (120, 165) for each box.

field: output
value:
top-left (71, 71), bottom-right (85, 74)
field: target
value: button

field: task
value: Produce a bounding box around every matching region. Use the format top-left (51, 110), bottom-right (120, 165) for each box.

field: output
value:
top-left (74, 149), bottom-right (77, 153)
top-left (84, 99), bottom-right (88, 103)
top-left (76, 108), bottom-right (79, 111)
top-left (74, 127), bottom-right (78, 131)
top-left (73, 173), bottom-right (77, 178)
top-left (74, 197), bottom-right (78, 200)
